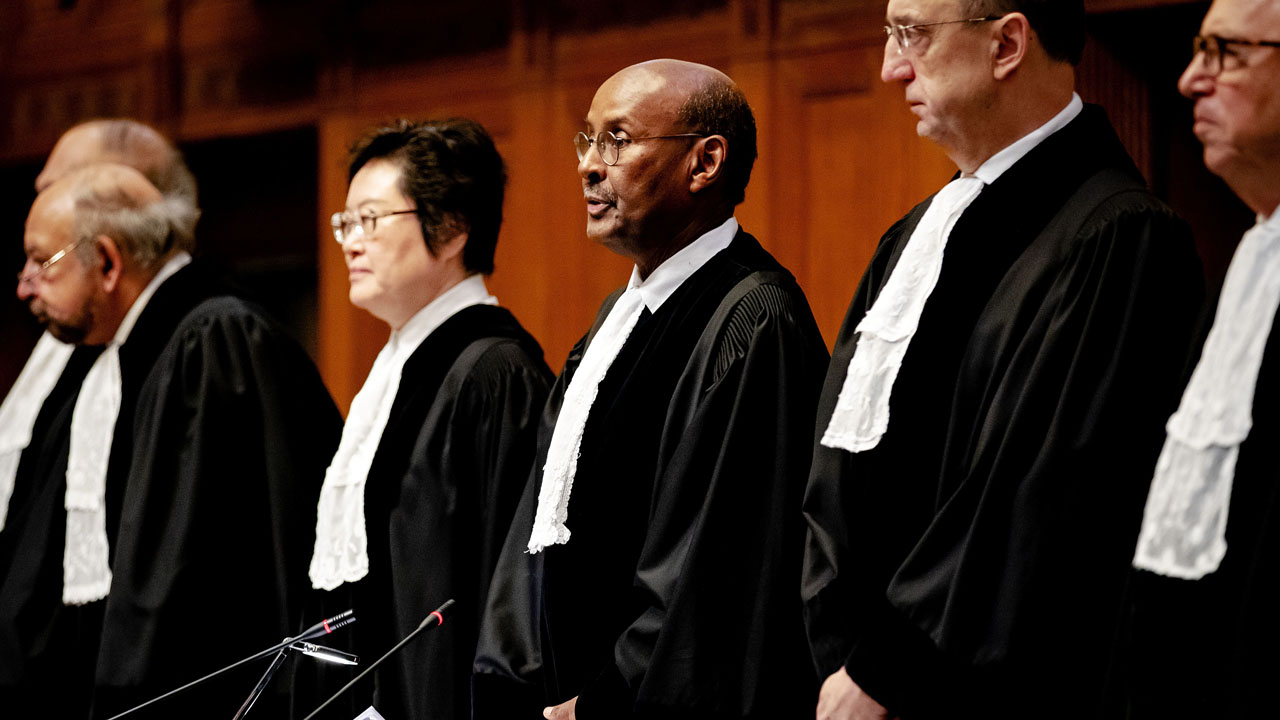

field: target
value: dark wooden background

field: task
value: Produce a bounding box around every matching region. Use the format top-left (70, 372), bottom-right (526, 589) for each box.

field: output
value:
top-left (0, 0), bottom-right (1250, 414)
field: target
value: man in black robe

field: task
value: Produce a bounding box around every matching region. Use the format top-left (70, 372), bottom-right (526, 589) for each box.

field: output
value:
top-left (17, 162), bottom-right (341, 719)
top-left (301, 118), bottom-right (553, 720)
top-left (1117, 2), bottom-right (1280, 716)
top-left (473, 59), bottom-right (829, 720)
top-left (0, 120), bottom-right (205, 718)
top-left (801, 2), bottom-right (1203, 718)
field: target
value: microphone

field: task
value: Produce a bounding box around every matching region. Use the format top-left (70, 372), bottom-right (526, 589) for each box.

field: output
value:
top-left (295, 608), bottom-right (357, 642)
top-left (105, 610), bottom-right (357, 720)
top-left (303, 599), bottom-right (455, 720)
top-left (231, 642), bottom-right (360, 720)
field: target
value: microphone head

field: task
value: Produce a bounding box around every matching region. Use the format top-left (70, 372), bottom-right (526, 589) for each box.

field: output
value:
top-left (417, 599), bottom-right (456, 630)
top-left (298, 610), bottom-right (357, 641)
top-left (326, 614), bottom-right (356, 633)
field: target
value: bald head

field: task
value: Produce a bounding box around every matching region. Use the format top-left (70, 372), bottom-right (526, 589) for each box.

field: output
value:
top-left (56, 162), bottom-right (165, 206)
top-left (603, 59), bottom-right (758, 206)
top-left (604, 59), bottom-right (734, 107)
top-left (35, 120), bottom-right (199, 243)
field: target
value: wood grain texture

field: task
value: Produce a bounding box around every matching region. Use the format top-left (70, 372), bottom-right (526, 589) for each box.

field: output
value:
top-left (0, 0), bottom-right (1236, 410)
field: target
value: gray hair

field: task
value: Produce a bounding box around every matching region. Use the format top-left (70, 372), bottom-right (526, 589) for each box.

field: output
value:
top-left (72, 186), bottom-right (198, 271)
top-left (90, 119), bottom-right (201, 240)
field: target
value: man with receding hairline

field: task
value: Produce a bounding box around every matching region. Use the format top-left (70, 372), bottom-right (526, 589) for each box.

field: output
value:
top-left (6, 160), bottom-right (339, 718)
top-left (36, 119), bottom-right (199, 209)
top-left (0, 121), bottom-right (201, 716)
top-left (1, 120), bottom-right (200, 534)
top-left (474, 59), bottom-right (828, 720)
top-left (801, 1), bottom-right (1203, 718)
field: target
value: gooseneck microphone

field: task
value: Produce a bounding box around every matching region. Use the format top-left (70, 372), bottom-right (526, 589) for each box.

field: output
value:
top-left (105, 610), bottom-right (357, 720)
top-left (303, 599), bottom-right (455, 720)
top-left (296, 609), bottom-right (358, 642)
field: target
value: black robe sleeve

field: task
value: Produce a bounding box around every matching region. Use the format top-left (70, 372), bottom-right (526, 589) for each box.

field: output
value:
top-left (472, 338), bottom-right (589, 719)
top-left (379, 339), bottom-right (552, 720)
top-left (93, 298), bottom-right (341, 720)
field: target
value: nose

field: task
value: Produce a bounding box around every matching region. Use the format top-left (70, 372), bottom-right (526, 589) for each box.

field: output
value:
top-left (577, 142), bottom-right (605, 183)
top-left (881, 43), bottom-right (914, 83)
top-left (338, 222), bottom-right (367, 253)
top-left (1178, 52), bottom-right (1213, 99)
top-left (341, 237), bottom-right (362, 262)
top-left (16, 273), bottom-right (34, 301)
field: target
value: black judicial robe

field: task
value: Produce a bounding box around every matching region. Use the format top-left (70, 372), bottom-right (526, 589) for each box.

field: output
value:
top-left (474, 231), bottom-right (830, 719)
top-left (302, 305), bottom-right (552, 720)
top-left (800, 105), bottom-right (1204, 720)
top-left (89, 264), bottom-right (341, 719)
top-left (1114, 299), bottom-right (1280, 718)
top-left (0, 264), bottom-right (247, 718)
top-left (0, 345), bottom-right (101, 718)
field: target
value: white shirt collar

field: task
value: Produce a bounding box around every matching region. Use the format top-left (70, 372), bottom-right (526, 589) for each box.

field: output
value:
top-left (115, 252), bottom-right (192, 347)
top-left (389, 273), bottom-right (498, 360)
top-left (627, 216), bottom-right (739, 313)
top-left (972, 93), bottom-right (1084, 185)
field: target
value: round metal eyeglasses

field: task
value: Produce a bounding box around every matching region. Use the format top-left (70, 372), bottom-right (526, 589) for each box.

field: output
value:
top-left (574, 130), bottom-right (706, 166)
top-left (17, 238), bottom-right (90, 285)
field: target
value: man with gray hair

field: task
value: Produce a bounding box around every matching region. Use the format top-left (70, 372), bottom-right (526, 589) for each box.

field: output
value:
top-left (1120, 1), bottom-right (1280, 716)
top-left (9, 162), bottom-right (339, 718)
top-left (801, 1), bottom-right (1203, 718)
top-left (36, 119), bottom-right (199, 208)
top-left (0, 120), bottom-right (200, 717)
top-left (0, 119), bottom-right (200, 534)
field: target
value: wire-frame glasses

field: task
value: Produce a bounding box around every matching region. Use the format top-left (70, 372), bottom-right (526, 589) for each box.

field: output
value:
top-left (574, 130), bottom-right (706, 166)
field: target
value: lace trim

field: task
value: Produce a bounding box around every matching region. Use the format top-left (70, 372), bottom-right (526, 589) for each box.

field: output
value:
top-left (0, 333), bottom-right (73, 531)
top-left (63, 346), bottom-right (121, 605)
top-left (528, 288), bottom-right (646, 554)
top-left (1134, 213), bottom-right (1280, 579)
top-left (822, 177), bottom-right (984, 453)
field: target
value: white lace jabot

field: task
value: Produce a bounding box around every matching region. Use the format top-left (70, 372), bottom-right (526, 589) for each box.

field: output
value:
top-left (821, 94), bottom-right (1082, 454)
top-left (1134, 211), bottom-right (1280, 579)
top-left (527, 216), bottom-right (738, 553)
top-left (0, 332), bottom-right (74, 531)
top-left (64, 251), bottom-right (191, 605)
top-left (310, 274), bottom-right (497, 591)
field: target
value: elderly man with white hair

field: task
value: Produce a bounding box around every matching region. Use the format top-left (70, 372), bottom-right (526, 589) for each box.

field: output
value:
top-left (8, 161), bottom-right (339, 718)
top-left (1121, 1), bottom-right (1280, 717)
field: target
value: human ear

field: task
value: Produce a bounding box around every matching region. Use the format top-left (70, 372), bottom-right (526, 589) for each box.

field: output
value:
top-left (436, 226), bottom-right (469, 262)
top-left (94, 235), bottom-right (125, 293)
top-left (690, 135), bottom-right (727, 194)
top-left (993, 12), bottom-right (1030, 80)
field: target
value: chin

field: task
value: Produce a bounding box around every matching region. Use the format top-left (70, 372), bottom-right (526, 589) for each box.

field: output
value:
top-left (44, 319), bottom-right (89, 345)
top-left (348, 287), bottom-right (374, 313)
top-left (1201, 145), bottom-right (1239, 180)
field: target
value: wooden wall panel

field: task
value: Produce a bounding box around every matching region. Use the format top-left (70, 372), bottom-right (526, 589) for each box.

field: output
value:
top-left (316, 116), bottom-right (381, 415)
top-left (1, 0), bottom-right (1220, 408)
top-left (795, 52), bottom-right (955, 343)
